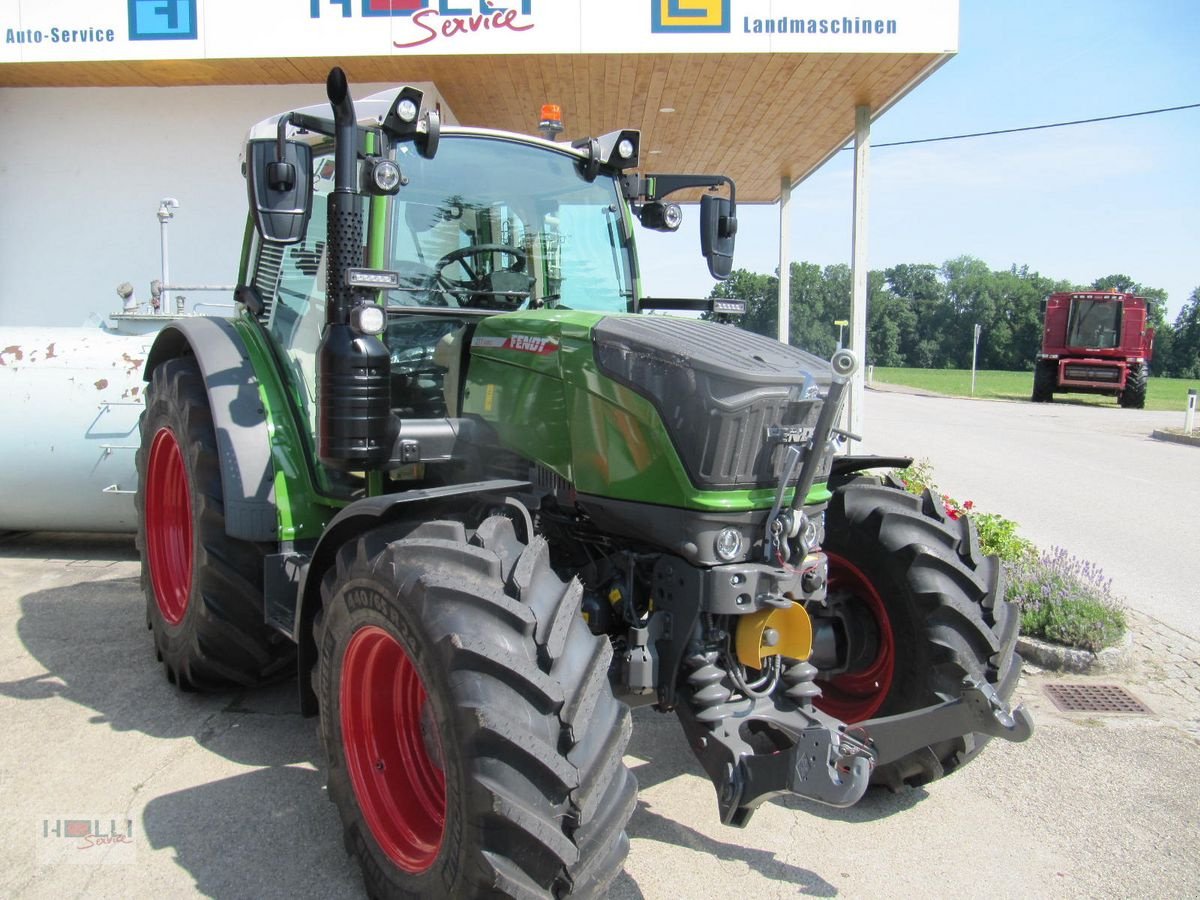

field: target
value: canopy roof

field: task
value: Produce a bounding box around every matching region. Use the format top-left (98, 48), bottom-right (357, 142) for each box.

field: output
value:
top-left (1, 51), bottom-right (947, 201)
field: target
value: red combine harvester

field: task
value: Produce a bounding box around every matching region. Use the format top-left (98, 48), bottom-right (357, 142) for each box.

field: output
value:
top-left (1031, 290), bottom-right (1155, 408)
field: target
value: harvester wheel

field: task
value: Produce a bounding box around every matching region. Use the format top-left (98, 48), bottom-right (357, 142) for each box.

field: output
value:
top-left (1031, 360), bottom-right (1055, 402)
top-left (136, 357), bottom-right (292, 690)
top-left (819, 477), bottom-right (1021, 789)
top-left (314, 516), bottom-right (636, 898)
top-left (1119, 363), bottom-right (1148, 409)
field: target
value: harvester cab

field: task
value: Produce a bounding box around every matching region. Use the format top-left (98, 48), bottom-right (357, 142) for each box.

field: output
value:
top-left (137, 68), bottom-right (1032, 898)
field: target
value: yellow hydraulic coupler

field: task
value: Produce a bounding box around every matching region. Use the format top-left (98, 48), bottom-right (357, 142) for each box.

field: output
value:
top-left (735, 600), bottom-right (813, 668)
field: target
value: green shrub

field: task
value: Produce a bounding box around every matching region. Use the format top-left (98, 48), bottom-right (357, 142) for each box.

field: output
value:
top-left (1006, 547), bottom-right (1127, 652)
top-left (972, 512), bottom-right (1037, 564)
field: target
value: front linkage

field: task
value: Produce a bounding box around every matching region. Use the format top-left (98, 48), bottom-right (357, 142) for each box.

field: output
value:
top-left (682, 666), bottom-right (1033, 826)
top-left (657, 350), bottom-right (1033, 825)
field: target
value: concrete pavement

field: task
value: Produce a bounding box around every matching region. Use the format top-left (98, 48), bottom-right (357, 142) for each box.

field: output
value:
top-left (860, 386), bottom-right (1200, 639)
top-left (1, 532), bottom-right (1198, 899)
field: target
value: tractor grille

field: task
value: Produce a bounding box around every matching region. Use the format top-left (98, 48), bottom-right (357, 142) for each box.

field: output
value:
top-left (1063, 363), bottom-right (1121, 383)
top-left (594, 317), bottom-right (831, 490)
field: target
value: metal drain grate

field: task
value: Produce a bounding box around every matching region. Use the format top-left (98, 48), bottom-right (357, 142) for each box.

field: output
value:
top-left (1044, 683), bottom-right (1152, 715)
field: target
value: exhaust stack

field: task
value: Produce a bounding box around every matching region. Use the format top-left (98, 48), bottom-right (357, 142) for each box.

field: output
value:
top-left (317, 67), bottom-right (393, 472)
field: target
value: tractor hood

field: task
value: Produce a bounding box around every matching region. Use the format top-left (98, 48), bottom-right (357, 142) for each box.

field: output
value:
top-left (464, 310), bottom-right (833, 511)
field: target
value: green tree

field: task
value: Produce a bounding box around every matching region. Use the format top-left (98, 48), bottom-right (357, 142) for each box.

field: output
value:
top-left (1170, 287), bottom-right (1200, 379)
top-left (882, 263), bottom-right (948, 368)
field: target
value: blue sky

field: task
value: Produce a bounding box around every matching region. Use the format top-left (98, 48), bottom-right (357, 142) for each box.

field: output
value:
top-left (639, 0), bottom-right (1200, 322)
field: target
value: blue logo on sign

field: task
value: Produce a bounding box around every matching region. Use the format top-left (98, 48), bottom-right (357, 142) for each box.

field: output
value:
top-left (128, 0), bottom-right (198, 40)
top-left (651, 0), bottom-right (730, 34)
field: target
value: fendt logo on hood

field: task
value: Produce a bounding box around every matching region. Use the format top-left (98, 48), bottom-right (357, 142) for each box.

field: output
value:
top-left (472, 334), bottom-right (559, 356)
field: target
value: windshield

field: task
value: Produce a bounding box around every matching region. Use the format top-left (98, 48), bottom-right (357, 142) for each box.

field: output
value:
top-left (383, 135), bottom-right (635, 314)
top-left (1067, 298), bottom-right (1122, 348)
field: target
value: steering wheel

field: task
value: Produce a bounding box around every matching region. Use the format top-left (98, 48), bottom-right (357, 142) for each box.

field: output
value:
top-left (433, 244), bottom-right (532, 309)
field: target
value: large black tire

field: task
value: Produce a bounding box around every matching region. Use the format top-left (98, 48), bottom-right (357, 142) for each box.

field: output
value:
top-left (1031, 360), bottom-right (1055, 402)
top-left (1119, 363), bottom-right (1148, 409)
top-left (136, 357), bottom-right (293, 691)
top-left (314, 516), bottom-right (636, 899)
top-left (817, 477), bottom-right (1021, 789)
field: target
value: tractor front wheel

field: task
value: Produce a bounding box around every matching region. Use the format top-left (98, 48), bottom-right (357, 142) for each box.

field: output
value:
top-left (136, 357), bottom-right (293, 690)
top-left (818, 477), bottom-right (1021, 788)
top-left (314, 517), bottom-right (636, 898)
top-left (1119, 363), bottom-right (1148, 409)
top-left (1031, 360), bottom-right (1055, 403)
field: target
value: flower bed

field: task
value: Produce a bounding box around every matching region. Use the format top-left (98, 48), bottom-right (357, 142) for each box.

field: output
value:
top-left (891, 460), bottom-right (1127, 653)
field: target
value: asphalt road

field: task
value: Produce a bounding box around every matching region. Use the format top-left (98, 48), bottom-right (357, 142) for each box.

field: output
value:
top-left (859, 387), bottom-right (1200, 640)
top-left (1, 391), bottom-right (1199, 898)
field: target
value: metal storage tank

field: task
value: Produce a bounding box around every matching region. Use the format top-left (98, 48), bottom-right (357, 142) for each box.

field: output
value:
top-left (0, 327), bottom-right (155, 533)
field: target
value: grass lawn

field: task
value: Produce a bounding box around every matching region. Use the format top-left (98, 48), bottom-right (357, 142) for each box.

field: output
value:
top-left (870, 367), bottom-right (1198, 412)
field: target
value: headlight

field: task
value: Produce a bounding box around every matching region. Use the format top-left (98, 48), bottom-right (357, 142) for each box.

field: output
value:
top-left (715, 527), bottom-right (743, 562)
top-left (350, 303), bottom-right (386, 336)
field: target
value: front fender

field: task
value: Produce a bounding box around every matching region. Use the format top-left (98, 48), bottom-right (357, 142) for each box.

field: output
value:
top-left (144, 317), bottom-right (277, 541)
top-left (294, 478), bottom-right (530, 715)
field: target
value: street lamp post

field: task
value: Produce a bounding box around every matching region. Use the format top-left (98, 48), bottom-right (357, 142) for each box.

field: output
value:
top-left (834, 319), bottom-right (849, 350)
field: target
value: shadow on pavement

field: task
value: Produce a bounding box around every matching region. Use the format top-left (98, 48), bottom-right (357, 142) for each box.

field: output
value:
top-left (142, 764), bottom-right (361, 899)
top-left (0, 531), bottom-right (138, 561)
top-left (626, 800), bottom-right (838, 897)
top-left (0, 575), bottom-right (309, 768)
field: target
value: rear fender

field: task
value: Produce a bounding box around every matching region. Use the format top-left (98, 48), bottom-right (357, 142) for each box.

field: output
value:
top-left (144, 318), bottom-right (277, 541)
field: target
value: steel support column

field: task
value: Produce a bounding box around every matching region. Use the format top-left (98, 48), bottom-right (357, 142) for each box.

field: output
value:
top-left (778, 176), bottom-right (792, 345)
top-left (848, 105), bottom-right (871, 445)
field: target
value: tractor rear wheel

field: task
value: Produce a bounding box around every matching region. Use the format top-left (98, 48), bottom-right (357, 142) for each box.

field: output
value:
top-left (314, 517), bottom-right (636, 898)
top-left (818, 477), bottom-right (1021, 789)
top-left (1119, 363), bottom-right (1148, 409)
top-left (1031, 360), bottom-right (1055, 402)
top-left (136, 357), bottom-right (293, 690)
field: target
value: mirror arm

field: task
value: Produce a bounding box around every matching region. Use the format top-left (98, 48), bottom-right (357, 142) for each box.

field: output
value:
top-left (642, 174), bottom-right (736, 207)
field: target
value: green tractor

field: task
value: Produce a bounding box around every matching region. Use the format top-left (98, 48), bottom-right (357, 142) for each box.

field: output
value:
top-left (137, 68), bottom-right (1031, 898)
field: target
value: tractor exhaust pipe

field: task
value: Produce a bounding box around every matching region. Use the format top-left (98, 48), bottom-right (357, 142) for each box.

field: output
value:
top-left (317, 67), bottom-right (393, 472)
top-left (790, 349), bottom-right (859, 514)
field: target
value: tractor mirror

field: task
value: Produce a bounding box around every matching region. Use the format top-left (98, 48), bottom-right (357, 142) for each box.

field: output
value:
top-left (246, 138), bottom-right (313, 245)
top-left (700, 194), bottom-right (737, 280)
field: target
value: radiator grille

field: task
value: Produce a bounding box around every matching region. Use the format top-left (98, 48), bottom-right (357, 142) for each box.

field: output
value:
top-left (1063, 364), bottom-right (1121, 383)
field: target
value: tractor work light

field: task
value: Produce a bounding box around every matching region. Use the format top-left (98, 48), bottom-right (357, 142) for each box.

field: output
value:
top-left (711, 298), bottom-right (747, 316)
top-left (395, 98), bottom-right (419, 124)
top-left (364, 158), bottom-right (404, 195)
top-left (597, 130), bottom-right (640, 169)
top-left (638, 201), bottom-right (683, 232)
top-left (382, 86), bottom-right (440, 160)
top-left (346, 268), bottom-right (401, 289)
top-left (349, 303), bottom-right (387, 336)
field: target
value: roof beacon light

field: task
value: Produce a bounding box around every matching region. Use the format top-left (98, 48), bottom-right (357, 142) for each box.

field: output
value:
top-left (539, 104), bottom-right (564, 141)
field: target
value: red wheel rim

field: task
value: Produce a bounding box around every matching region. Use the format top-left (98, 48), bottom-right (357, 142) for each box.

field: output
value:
top-left (145, 427), bottom-right (193, 626)
top-left (341, 625), bottom-right (446, 873)
top-left (816, 552), bottom-right (895, 722)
